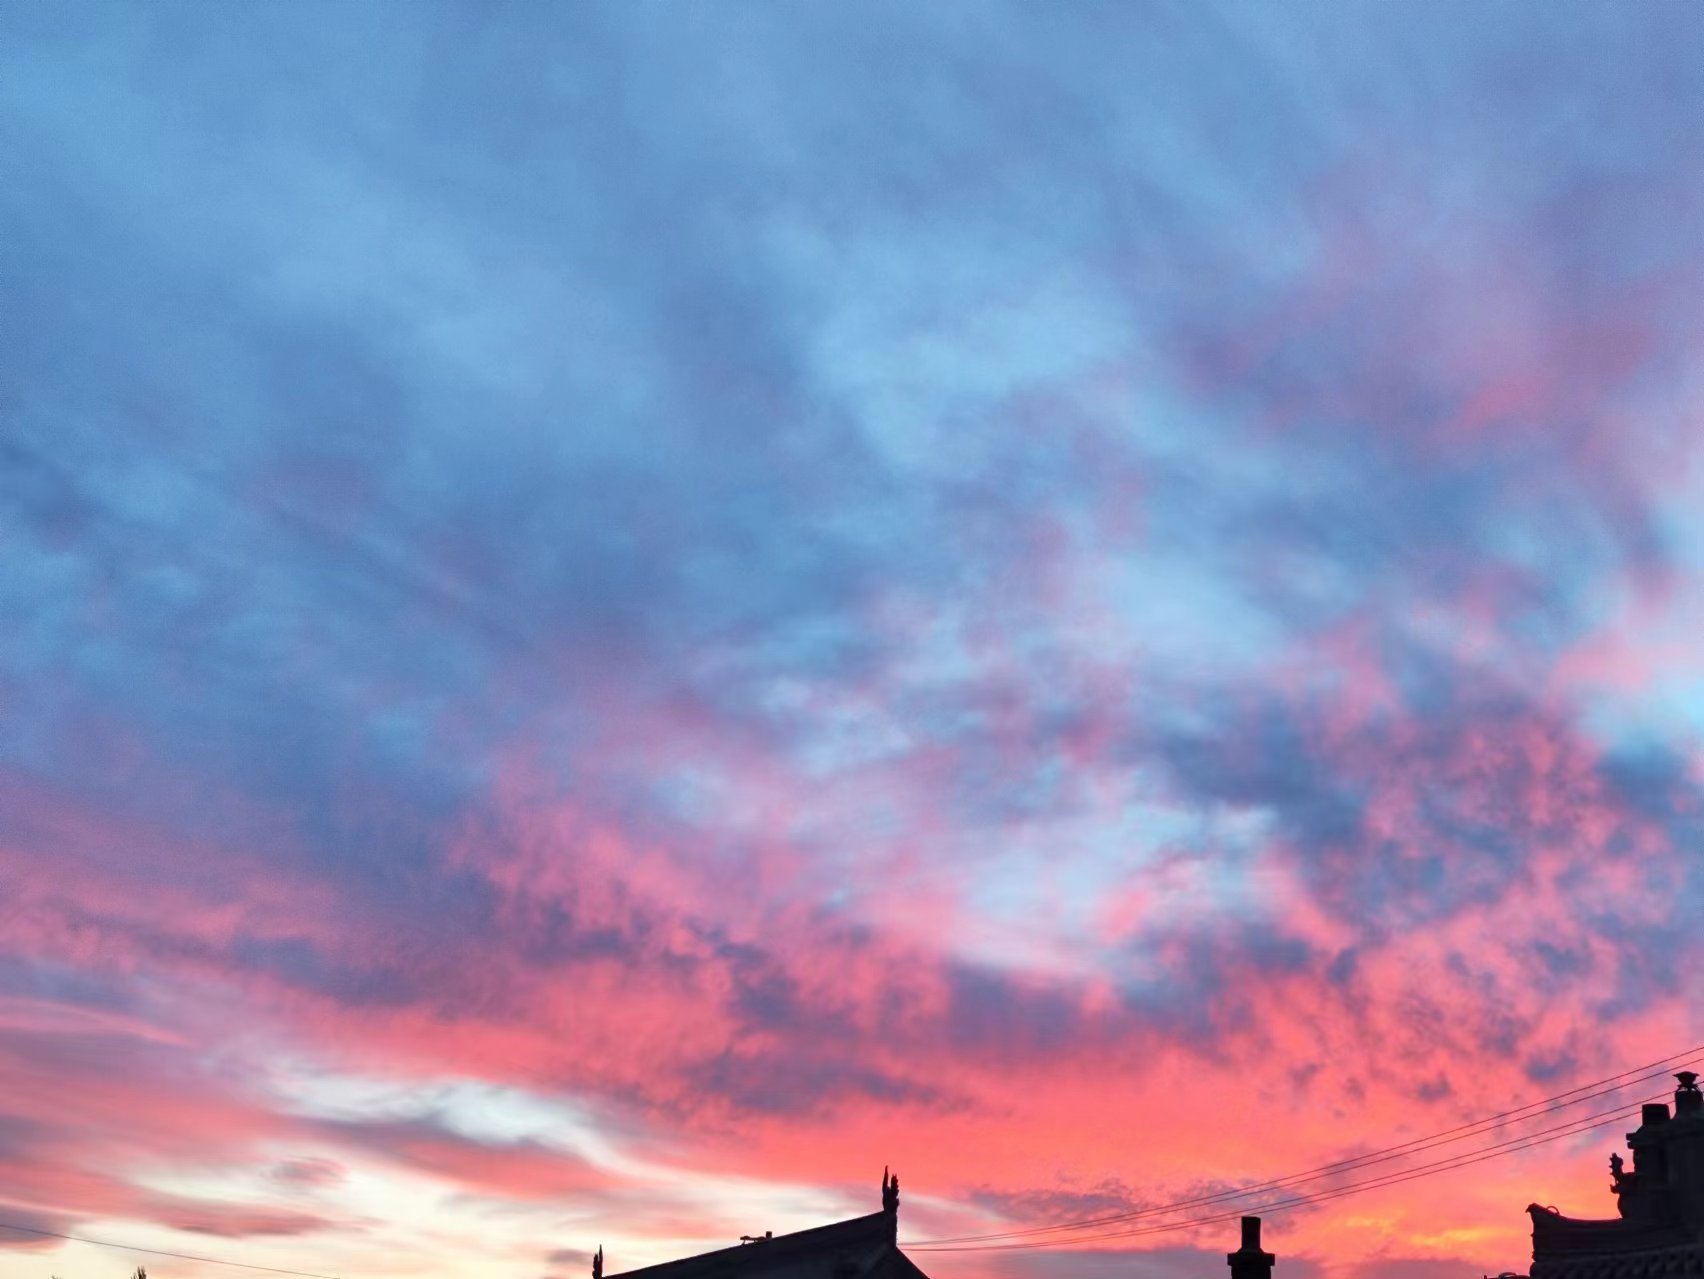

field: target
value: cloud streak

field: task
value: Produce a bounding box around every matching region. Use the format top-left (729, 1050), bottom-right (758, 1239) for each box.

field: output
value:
top-left (2, 3), bottom-right (1702, 1278)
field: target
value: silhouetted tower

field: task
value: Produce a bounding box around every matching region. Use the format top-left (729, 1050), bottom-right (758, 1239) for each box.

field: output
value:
top-left (1526, 1072), bottom-right (1704, 1279)
top-left (1228, 1216), bottom-right (1275, 1279)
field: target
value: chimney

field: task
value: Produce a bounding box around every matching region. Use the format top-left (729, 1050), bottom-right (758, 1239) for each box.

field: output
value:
top-left (1228, 1216), bottom-right (1276, 1279)
top-left (1676, 1072), bottom-right (1702, 1117)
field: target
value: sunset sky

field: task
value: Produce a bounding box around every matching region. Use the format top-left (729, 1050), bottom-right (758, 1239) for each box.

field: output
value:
top-left (4, 4), bottom-right (1704, 1279)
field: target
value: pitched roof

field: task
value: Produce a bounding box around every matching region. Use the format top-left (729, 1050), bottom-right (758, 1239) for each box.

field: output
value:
top-left (607, 1212), bottom-right (931, 1279)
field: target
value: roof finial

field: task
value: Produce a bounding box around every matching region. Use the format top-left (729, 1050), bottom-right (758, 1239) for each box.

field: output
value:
top-left (593, 1245), bottom-right (604, 1279)
top-left (882, 1167), bottom-right (899, 1215)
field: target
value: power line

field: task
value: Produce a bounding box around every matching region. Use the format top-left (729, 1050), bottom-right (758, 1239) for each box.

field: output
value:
top-left (909, 1093), bottom-right (1660, 1253)
top-left (4, 1054), bottom-right (1696, 1272)
top-left (906, 1046), bottom-right (1704, 1248)
top-left (907, 1047), bottom-right (1701, 1246)
top-left (0, 1220), bottom-right (346, 1279)
top-left (915, 1098), bottom-right (1644, 1253)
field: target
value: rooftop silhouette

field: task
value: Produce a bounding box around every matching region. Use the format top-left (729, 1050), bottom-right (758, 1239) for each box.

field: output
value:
top-left (1526, 1073), bottom-right (1704, 1279)
top-left (599, 1172), bottom-right (923, 1279)
top-left (592, 1177), bottom-right (1279, 1279)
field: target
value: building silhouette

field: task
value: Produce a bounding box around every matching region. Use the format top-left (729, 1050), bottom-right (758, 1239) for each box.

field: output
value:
top-left (1527, 1072), bottom-right (1704, 1279)
top-left (598, 1171), bottom-right (925, 1279)
top-left (592, 1173), bottom-right (1280, 1279)
top-left (578, 1077), bottom-right (1704, 1279)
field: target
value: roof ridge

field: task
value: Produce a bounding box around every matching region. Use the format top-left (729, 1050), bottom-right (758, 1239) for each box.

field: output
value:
top-left (607, 1212), bottom-right (894, 1279)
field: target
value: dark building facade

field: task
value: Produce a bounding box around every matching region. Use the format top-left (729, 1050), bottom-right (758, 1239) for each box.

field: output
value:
top-left (1528, 1073), bottom-right (1704, 1279)
top-left (600, 1172), bottom-right (929, 1279)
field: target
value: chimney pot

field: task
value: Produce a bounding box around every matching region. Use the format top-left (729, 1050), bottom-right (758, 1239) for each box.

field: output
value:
top-left (1228, 1214), bottom-right (1275, 1279)
top-left (1676, 1073), bottom-right (1702, 1115)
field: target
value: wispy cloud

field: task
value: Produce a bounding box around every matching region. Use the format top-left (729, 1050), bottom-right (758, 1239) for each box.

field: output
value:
top-left (2, 2), bottom-right (1702, 1277)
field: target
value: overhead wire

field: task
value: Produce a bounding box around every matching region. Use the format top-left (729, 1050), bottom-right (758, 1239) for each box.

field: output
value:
top-left (910, 1089), bottom-right (1656, 1252)
top-left (0, 1219), bottom-right (346, 1278)
top-left (0, 1061), bottom-right (1693, 1274)
top-left (909, 1097), bottom-right (1656, 1253)
top-left (909, 1047), bottom-right (1698, 1246)
top-left (906, 1049), bottom-right (1704, 1253)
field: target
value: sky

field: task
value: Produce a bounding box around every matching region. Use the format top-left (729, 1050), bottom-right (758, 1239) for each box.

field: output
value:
top-left (3, 2), bottom-right (1704, 1278)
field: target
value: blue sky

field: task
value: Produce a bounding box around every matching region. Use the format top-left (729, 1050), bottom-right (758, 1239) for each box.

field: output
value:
top-left (3, 4), bottom-right (1703, 1279)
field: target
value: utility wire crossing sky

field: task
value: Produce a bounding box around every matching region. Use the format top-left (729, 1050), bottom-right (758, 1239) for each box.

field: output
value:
top-left (9, 1050), bottom-right (1699, 1276)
